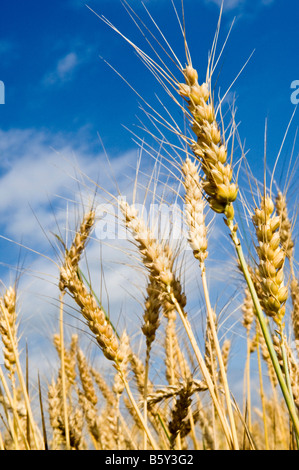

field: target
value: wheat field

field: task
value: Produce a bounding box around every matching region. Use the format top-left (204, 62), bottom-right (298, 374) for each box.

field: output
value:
top-left (0, 1), bottom-right (298, 451)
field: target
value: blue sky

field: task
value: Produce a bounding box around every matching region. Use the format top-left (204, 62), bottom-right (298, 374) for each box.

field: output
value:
top-left (0, 0), bottom-right (298, 153)
top-left (0, 0), bottom-right (298, 379)
top-left (0, 0), bottom-right (298, 266)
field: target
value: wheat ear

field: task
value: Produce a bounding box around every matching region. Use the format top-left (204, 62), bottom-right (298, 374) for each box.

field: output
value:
top-left (291, 278), bottom-right (299, 354)
top-left (177, 53), bottom-right (299, 435)
top-left (120, 198), bottom-right (235, 449)
top-left (141, 277), bottom-right (161, 448)
top-left (252, 195), bottom-right (288, 324)
top-left (59, 209), bottom-right (158, 449)
top-left (59, 210), bottom-right (122, 364)
top-left (0, 287), bottom-right (18, 379)
top-left (0, 287), bottom-right (41, 449)
top-left (275, 191), bottom-right (294, 262)
top-left (179, 65), bottom-right (238, 224)
top-left (182, 156), bottom-right (239, 448)
top-left (77, 348), bottom-right (98, 407)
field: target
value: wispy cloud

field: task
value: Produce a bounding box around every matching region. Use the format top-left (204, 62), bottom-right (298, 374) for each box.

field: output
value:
top-left (0, 39), bottom-right (14, 56)
top-left (0, 39), bottom-right (17, 66)
top-left (0, 128), bottom-right (136, 245)
top-left (56, 52), bottom-right (79, 79)
top-left (208, 0), bottom-right (246, 10)
top-left (0, 126), bottom-right (239, 379)
top-left (41, 35), bottom-right (97, 87)
top-left (206, 0), bottom-right (275, 12)
top-left (0, 126), bottom-right (141, 370)
top-left (43, 52), bottom-right (80, 85)
top-left (43, 51), bottom-right (79, 85)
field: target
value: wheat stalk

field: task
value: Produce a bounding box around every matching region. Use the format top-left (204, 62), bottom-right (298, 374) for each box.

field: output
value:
top-left (120, 198), bottom-right (236, 448)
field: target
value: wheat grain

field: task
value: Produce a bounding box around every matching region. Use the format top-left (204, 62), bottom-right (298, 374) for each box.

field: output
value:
top-left (275, 191), bottom-right (294, 260)
top-left (142, 278), bottom-right (161, 351)
top-left (252, 196), bottom-right (288, 324)
top-left (204, 309), bottom-right (219, 385)
top-left (182, 156), bottom-right (208, 263)
top-left (168, 379), bottom-right (193, 448)
top-left (179, 66), bottom-right (238, 223)
top-left (53, 333), bottom-right (78, 387)
top-left (90, 366), bottom-right (115, 408)
top-left (78, 391), bottom-right (101, 448)
top-left (146, 380), bottom-right (207, 407)
top-left (0, 287), bottom-right (17, 377)
top-left (77, 348), bottom-right (98, 406)
top-left (291, 278), bottom-right (299, 353)
top-left (242, 288), bottom-right (255, 333)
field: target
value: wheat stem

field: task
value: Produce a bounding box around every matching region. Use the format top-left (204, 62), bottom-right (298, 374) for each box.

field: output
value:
top-left (245, 331), bottom-right (252, 433)
top-left (256, 332), bottom-right (270, 450)
top-left (279, 331), bottom-right (299, 449)
top-left (118, 366), bottom-right (158, 450)
top-left (228, 222), bottom-right (299, 438)
top-left (1, 296), bottom-right (40, 449)
top-left (0, 365), bottom-right (29, 449)
top-left (167, 287), bottom-right (234, 449)
top-left (200, 263), bottom-right (239, 449)
top-left (143, 350), bottom-right (152, 450)
top-left (59, 292), bottom-right (70, 451)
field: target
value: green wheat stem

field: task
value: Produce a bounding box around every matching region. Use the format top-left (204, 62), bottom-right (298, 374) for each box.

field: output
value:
top-left (228, 221), bottom-right (299, 438)
top-left (279, 332), bottom-right (299, 449)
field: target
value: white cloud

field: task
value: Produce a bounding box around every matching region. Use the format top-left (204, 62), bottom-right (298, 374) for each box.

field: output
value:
top-left (0, 126), bottom-right (142, 374)
top-left (0, 128), bottom-right (141, 244)
top-left (43, 52), bottom-right (80, 85)
top-left (208, 0), bottom-right (246, 10)
top-left (56, 52), bottom-right (79, 79)
top-left (206, 0), bottom-right (275, 12)
top-left (0, 126), bottom-right (243, 389)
